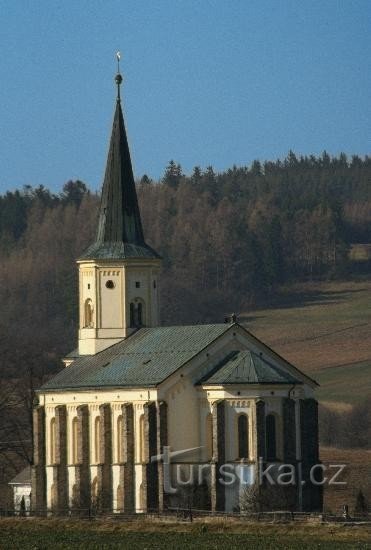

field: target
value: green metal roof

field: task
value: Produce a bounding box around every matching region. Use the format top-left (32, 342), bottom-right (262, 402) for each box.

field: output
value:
top-left (198, 350), bottom-right (303, 385)
top-left (79, 241), bottom-right (161, 261)
top-left (40, 324), bottom-right (231, 391)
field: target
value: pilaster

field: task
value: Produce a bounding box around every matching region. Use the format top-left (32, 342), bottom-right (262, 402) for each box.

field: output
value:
top-left (283, 398), bottom-right (296, 462)
top-left (52, 405), bottom-right (68, 513)
top-left (141, 401), bottom-right (158, 511)
top-left (73, 405), bottom-right (90, 511)
top-left (118, 403), bottom-right (135, 511)
top-left (255, 400), bottom-right (266, 461)
top-left (31, 405), bottom-right (46, 514)
top-left (300, 398), bottom-right (322, 511)
top-left (156, 401), bottom-right (168, 512)
top-left (211, 400), bottom-right (225, 512)
top-left (97, 403), bottom-right (112, 511)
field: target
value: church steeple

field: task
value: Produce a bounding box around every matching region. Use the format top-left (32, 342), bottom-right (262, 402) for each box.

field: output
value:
top-left (77, 58), bottom-right (161, 356)
top-left (96, 69), bottom-right (145, 246)
top-left (80, 57), bottom-right (159, 261)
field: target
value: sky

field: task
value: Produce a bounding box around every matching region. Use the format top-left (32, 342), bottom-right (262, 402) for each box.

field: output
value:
top-left (0, 0), bottom-right (370, 193)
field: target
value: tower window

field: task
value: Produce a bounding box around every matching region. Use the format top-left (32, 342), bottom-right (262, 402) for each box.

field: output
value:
top-left (106, 280), bottom-right (115, 289)
top-left (153, 280), bottom-right (156, 289)
top-left (84, 299), bottom-right (94, 328)
top-left (87, 284), bottom-right (91, 289)
top-left (135, 281), bottom-right (140, 288)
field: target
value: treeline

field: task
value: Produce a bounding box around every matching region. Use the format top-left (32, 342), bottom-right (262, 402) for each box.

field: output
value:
top-left (0, 152), bottom-right (371, 377)
top-left (319, 400), bottom-right (371, 449)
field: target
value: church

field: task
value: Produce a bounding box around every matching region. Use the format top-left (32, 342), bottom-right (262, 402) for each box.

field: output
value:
top-left (31, 66), bottom-right (322, 514)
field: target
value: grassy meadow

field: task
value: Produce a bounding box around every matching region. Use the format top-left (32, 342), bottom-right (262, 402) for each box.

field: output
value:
top-left (0, 518), bottom-right (370, 549)
top-left (244, 280), bottom-right (371, 405)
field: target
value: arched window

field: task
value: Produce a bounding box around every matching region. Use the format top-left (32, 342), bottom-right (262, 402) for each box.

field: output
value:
top-left (117, 415), bottom-right (123, 463)
top-left (71, 417), bottom-right (79, 464)
top-left (94, 417), bottom-right (101, 463)
top-left (205, 413), bottom-right (213, 460)
top-left (266, 414), bottom-right (277, 461)
top-left (139, 415), bottom-right (145, 462)
top-left (237, 414), bottom-right (249, 459)
top-left (130, 300), bottom-right (146, 328)
top-left (84, 299), bottom-right (94, 328)
top-left (50, 417), bottom-right (56, 464)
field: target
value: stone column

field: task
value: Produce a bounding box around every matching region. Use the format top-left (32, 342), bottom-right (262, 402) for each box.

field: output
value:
top-left (255, 400), bottom-right (266, 461)
top-left (118, 403), bottom-right (134, 512)
top-left (283, 398), bottom-right (296, 462)
top-left (31, 405), bottom-right (46, 514)
top-left (252, 399), bottom-right (266, 504)
top-left (211, 400), bottom-right (225, 512)
top-left (52, 405), bottom-right (68, 513)
top-left (97, 403), bottom-right (112, 512)
top-left (300, 398), bottom-right (322, 511)
top-left (156, 401), bottom-right (168, 512)
top-left (141, 401), bottom-right (158, 512)
top-left (73, 405), bottom-right (90, 511)
top-left (282, 397), bottom-right (298, 509)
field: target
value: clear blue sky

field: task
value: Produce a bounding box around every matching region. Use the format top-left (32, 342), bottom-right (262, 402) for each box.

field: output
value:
top-left (0, 0), bottom-right (370, 193)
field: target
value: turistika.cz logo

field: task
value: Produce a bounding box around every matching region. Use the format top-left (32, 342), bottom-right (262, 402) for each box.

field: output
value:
top-left (151, 446), bottom-right (347, 494)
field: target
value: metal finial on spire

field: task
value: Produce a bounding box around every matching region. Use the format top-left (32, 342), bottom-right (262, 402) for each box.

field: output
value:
top-left (115, 51), bottom-right (123, 101)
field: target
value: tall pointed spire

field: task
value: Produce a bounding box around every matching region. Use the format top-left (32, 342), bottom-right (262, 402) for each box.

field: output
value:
top-left (80, 57), bottom-right (159, 260)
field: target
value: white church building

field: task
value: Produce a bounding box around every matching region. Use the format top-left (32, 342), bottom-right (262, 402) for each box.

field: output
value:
top-left (31, 67), bottom-right (322, 514)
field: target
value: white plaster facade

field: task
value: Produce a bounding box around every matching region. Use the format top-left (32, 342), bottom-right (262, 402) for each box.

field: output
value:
top-left (78, 258), bottom-right (161, 355)
top-left (38, 326), bottom-right (316, 513)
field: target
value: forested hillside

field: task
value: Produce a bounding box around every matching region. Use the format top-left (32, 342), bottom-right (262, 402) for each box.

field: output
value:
top-left (0, 152), bottom-right (370, 378)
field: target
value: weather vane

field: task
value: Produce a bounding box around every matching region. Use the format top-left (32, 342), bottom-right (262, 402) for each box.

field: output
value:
top-left (116, 51), bottom-right (121, 73)
top-left (115, 51), bottom-right (123, 101)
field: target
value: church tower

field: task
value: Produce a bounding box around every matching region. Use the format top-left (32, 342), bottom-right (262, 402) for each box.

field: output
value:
top-left (77, 65), bottom-right (161, 355)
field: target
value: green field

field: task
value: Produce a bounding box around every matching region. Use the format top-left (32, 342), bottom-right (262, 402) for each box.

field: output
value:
top-left (315, 361), bottom-right (371, 404)
top-left (0, 518), bottom-right (370, 549)
top-left (244, 281), bottom-right (371, 405)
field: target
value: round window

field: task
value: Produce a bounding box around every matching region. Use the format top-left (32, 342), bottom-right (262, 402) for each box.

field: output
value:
top-left (105, 280), bottom-right (115, 289)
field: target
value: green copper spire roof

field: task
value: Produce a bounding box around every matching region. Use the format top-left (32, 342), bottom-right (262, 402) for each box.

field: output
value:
top-left (80, 64), bottom-right (160, 261)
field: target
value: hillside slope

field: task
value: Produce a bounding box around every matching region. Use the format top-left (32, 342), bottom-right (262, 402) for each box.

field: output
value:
top-left (244, 280), bottom-right (371, 405)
